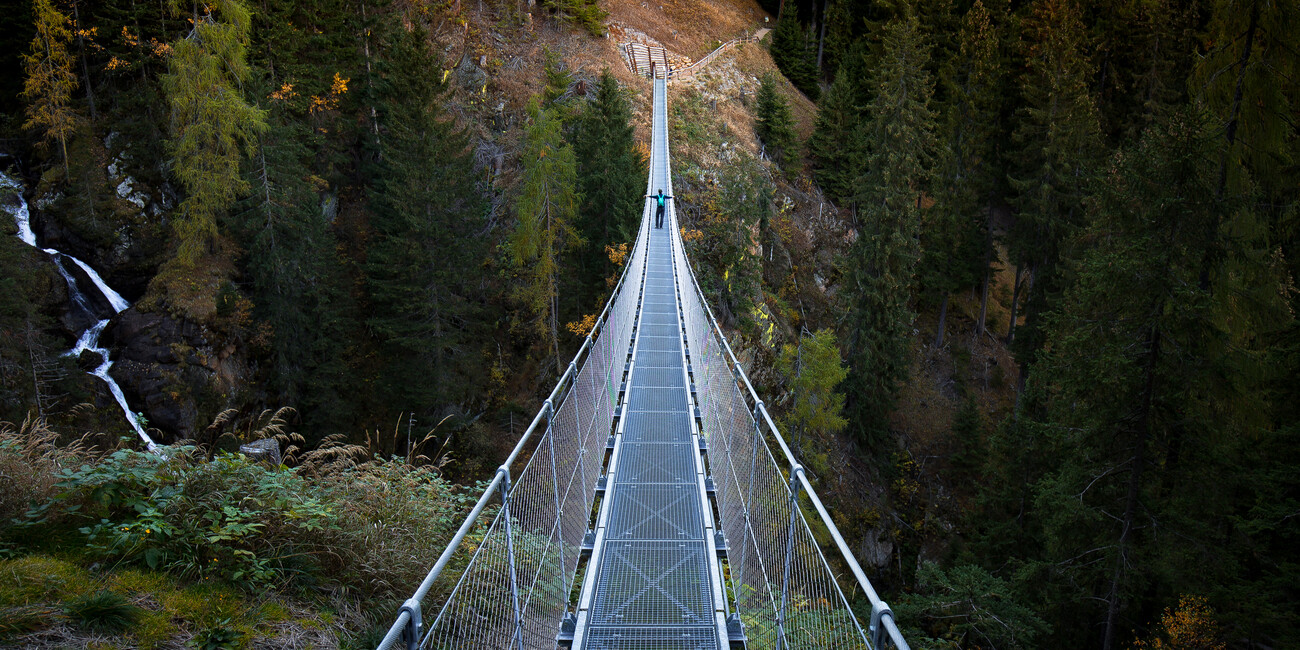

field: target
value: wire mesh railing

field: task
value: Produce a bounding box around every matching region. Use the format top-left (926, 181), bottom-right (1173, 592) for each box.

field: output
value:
top-left (375, 209), bottom-right (650, 650)
top-left (668, 200), bottom-right (909, 650)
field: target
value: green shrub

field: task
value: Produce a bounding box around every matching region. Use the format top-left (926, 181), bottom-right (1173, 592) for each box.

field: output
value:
top-left (190, 618), bottom-right (241, 650)
top-left (65, 589), bottom-right (139, 632)
top-left (35, 442), bottom-right (475, 599)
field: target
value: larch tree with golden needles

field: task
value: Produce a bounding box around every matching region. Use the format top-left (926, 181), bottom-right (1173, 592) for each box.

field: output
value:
top-left (21, 0), bottom-right (80, 175)
top-left (509, 98), bottom-right (582, 374)
top-left (161, 0), bottom-right (267, 264)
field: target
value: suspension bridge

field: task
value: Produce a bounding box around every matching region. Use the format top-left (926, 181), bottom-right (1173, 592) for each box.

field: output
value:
top-left (376, 73), bottom-right (909, 650)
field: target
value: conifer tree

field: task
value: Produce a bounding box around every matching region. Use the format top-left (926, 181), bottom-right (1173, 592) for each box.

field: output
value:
top-left (809, 43), bottom-right (870, 203)
top-left (755, 73), bottom-right (798, 168)
top-left (922, 0), bottom-right (1002, 346)
top-left (1004, 0), bottom-right (1101, 362)
top-left (776, 328), bottom-right (848, 452)
top-left (1019, 108), bottom-right (1292, 650)
top-left (161, 0), bottom-right (267, 264)
top-left (770, 10), bottom-right (820, 100)
top-left (510, 99), bottom-right (582, 374)
top-left (364, 26), bottom-right (485, 420)
top-left (1191, 0), bottom-right (1297, 200)
top-left (569, 70), bottom-right (644, 317)
top-left (21, 0), bottom-right (79, 175)
top-left (842, 12), bottom-right (936, 447)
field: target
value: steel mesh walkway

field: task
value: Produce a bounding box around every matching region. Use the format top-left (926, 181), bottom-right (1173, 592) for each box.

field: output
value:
top-left (570, 79), bottom-right (727, 645)
top-left (376, 70), bottom-right (909, 650)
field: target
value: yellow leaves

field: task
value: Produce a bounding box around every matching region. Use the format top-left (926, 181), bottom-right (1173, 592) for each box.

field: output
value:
top-left (106, 56), bottom-right (127, 71)
top-left (270, 82), bottom-right (296, 102)
top-left (565, 314), bottom-right (597, 338)
top-left (122, 26), bottom-right (139, 47)
top-left (308, 72), bottom-right (349, 113)
top-left (605, 242), bottom-right (629, 267)
top-left (330, 72), bottom-right (348, 96)
top-left (680, 228), bottom-right (704, 243)
top-left (1132, 595), bottom-right (1225, 650)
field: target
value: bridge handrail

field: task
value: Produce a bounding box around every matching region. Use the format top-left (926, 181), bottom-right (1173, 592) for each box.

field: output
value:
top-left (671, 220), bottom-right (911, 650)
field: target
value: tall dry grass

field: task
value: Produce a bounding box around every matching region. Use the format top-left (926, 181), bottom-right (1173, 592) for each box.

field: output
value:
top-left (0, 417), bottom-right (89, 522)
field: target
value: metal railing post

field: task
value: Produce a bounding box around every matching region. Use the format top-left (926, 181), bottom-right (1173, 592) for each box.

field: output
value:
top-left (777, 464), bottom-right (804, 650)
top-left (398, 599), bottom-right (421, 650)
top-left (870, 601), bottom-right (894, 649)
top-left (500, 467), bottom-right (525, 650)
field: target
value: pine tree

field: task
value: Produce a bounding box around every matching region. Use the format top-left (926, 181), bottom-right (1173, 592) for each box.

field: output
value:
top-left (841, 12), bottom-right (936, 447)
top-left (364, 26), bottom-right (486, 420)
top-left (755, 73), bottom-right (798, 168)
top-left (769, 9), bottom-right (820, 100)
top-left (21, 0), bottom-right (79, 175)
top-left (776, 328), bottom-right (848, 453)
top-left (1192, 0), bottom-right (1298, 199)
top-left (161, 0), bottom-right (267, 264)
top-left (808, 43), bottom-right (870, 203)
top-left (922, 0), bottom-right (1002, 347)
top-left (510, 98), bottom-right (582, 374)
top-left (1022, 108), bottom-right (1292, 650)
top-left (1004, 0), bottom-right (1101, 364)
top-left (569, 70), bottom-right (644, 318)
top-left (235, 105), bottom-right (354, 441)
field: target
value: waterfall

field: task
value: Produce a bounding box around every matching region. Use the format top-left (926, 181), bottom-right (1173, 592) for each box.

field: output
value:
top-left (1, 171), bottom-right (158, 452)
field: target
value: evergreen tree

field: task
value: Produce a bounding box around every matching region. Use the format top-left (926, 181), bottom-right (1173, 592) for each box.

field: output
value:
top-left (808, 43), bottom-right (870, 203)
top-left (1004, 0), bottom-right (1101, 364)
top-left (568, 70), bottom-right (644, 319)
top-left (755, 73), bottom-right (798, 168)
top-left (236, 100), bottom-right (354, 441)
top-left (161, 0), bottom-right (267, 264)
top-left (922, 0), bottom-right (1002, 346)
top-left (364, 26), bottom-right (485, 421)
top-left (775, 328), bottom-right (848, 453)
top-left (21, 0), bottom-right (79, 175)
top-left (541, 48), bottom-right (573, 107)
top-left (1192, 0), bottom-right (1298, 197)
top-left (841, 13), bottom-right (936, 447)
top-left (509, 99), bottom-right (582, 374)
top-left (769, 9), bottom-right (820, 100)
top-left (1018, 108), bottom-right (1292, 649)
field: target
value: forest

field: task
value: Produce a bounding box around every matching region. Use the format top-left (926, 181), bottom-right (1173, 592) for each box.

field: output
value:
top-left (0, 0), bottom-right (1296, 647)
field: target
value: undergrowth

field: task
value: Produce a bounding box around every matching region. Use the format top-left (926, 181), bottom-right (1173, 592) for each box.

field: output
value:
top-left (0, 417), bottom-right (481, 646)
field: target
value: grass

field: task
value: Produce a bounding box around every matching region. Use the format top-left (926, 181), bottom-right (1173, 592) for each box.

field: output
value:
top-left (64, 590), bottom-right (140, 632)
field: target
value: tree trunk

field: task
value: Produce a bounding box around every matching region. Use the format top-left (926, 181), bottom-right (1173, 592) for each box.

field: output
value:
top-left (976, 207), bottom-right (993, 337)
top-left (1216, 0), bottom-right (1258, 198)
top-left (360, 0), bottom-right (379, 140)
top-left (816, 0), bottom-right (829, 70)
top-left (71, 0), bottom-right (97, 120)
top-left (934, 292), bottom-right (948, 348)
top-left (1006, 265), bottom-right (1024, 345)
top-left (1101, 328), bottom-right (1159, 650)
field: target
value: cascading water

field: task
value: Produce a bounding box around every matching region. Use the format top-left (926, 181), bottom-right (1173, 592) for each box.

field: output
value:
top-left (1, 171), bottom-right (158, 452)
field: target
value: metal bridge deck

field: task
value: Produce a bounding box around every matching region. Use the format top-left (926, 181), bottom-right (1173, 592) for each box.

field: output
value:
top-left (572, 76), bottom-right (728, 650)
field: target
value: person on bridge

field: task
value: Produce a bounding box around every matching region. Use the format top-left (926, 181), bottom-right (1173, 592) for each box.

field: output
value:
top-left (650, 189), bottom-right (672, 228)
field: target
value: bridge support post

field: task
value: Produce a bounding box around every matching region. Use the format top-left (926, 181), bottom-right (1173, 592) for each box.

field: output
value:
top-left (500, 467), bottom-right (525, 650)
top-left (777, 464), bottom-right (804, 650)
top-left (870, 600), bottom-right (894, 649)
top-left (398, 598), bottom-right (421, 650)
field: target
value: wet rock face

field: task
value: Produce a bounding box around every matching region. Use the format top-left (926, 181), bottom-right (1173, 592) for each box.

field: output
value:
top-left (105, 309), bottom-right (212, 441)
